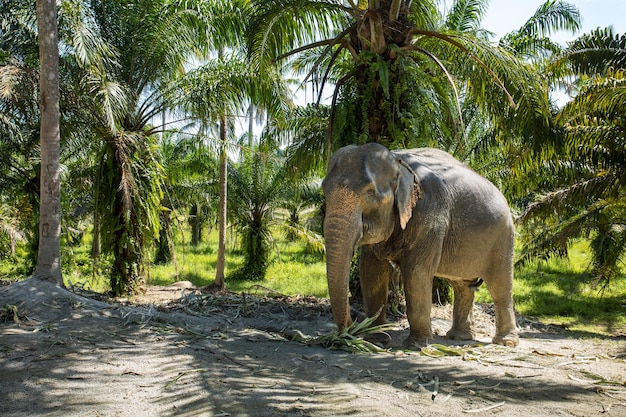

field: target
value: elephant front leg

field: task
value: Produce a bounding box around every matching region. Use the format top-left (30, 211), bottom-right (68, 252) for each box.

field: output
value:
top-left (359, 246), bottom-right (391, 325)
top-left (446, 280), bottom-right (476, 341)
top-left (402, 266), bottom-right (435, 348)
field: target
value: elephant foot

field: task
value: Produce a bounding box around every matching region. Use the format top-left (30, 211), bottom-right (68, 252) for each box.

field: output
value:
top-left (403, 333), bottom-right (433, 349)
top-left (446, 327), bottom-right (475, 341)
top-left (492, 332), bottom-right (519, 347)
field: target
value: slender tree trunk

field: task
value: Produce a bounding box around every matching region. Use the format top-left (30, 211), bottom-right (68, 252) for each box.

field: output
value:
top-left (248, 105), bottom-right (254, 148)
top-left (213, 115), bottom-right (227, 290)
top-left (34, 0), bottom-right (63, 285)
top-left (189, 204), bottom-right (202, 246)
top-left (9, 230), bottom-right (17, 256)
top-left (91, 208), bottom-right (101, 258)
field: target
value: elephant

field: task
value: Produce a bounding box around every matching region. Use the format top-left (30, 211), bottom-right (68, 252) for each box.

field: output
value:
top-left (321, 143), bottom-right (519, 347)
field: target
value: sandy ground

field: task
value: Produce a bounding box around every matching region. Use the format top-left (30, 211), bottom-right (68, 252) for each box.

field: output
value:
top-left (1, 278), bottom-right (625, 417)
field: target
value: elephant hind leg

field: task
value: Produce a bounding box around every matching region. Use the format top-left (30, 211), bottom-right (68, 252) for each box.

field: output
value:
top-left (446, 280), bottom-right (476, 341)
top-left (484, 269), bottom-right (519, 347)
top-left (491, 300), bottom-right (519, 347)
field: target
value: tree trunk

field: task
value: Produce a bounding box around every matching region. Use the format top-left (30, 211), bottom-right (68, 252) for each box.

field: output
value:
top-left (34, 0), bottom-right (63, 286)
top-left (189, 204), bottom-right (202, 246)
top-left (213, 115), bottom-right (227, 290)
top-left (91, 210), bottom-right (101, 258)
top-left (432, 277), bottom-right (451, 305)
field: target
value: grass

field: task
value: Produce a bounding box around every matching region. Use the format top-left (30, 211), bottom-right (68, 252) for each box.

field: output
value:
top-left (147, 230), bottom-right (328, 298)
top-left (475, 240), bottom-right (626, 336)
top-left (2, 229), bottom-right (625, 337)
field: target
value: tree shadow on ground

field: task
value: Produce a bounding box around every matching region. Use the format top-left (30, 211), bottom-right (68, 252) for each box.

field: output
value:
top-left (1, 279), bottom-right (625, 417)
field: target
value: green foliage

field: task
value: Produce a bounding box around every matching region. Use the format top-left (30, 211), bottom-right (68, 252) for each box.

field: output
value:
top-left (280, 104), bottom-right (332, 174)
top-left (590, 222), bottom-right (626, 289)
top-left (551, 27), bottom-right (626, 76)
top-left (475, 240), bottom-right (626, 335)
top-left (95, 132), bottom-right (164, 296)
top-left (517, 28), bottom-right (626, 287)
top-left (155, 133), bottom-right (219, 267)
top-left (149, 230), bottom-right (328, 298)
top-left (0, 1), bottom-right (47, 268)
top-left (301, 312), bottom-right (393, 353)
top-left (55, 0), bottom-right (219, 296)
top-left (499, 0), bottom-right (581, 62)
top-left (228, 151), bottom-right (281, 281)
top-left (445, 0), bottom-right (490, 35)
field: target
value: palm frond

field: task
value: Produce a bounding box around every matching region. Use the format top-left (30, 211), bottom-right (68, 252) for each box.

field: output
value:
top-left (519, 169), bottom-right (624, 224)
top-left (590, 218), bottom-right (626, 288)
top-left (516, 0), bottom-right (580, 40)
top-left (59, 0), bottom-right (118, 71)
top-left (559, 70), bottom-right (626, 122)
top-left (247, 0), bottom-right (350, 64)
top-left (550, 27), bottom-right (626, 77)
top-left (281, 104), bottom-right (331, 174)
top-left (444, 0), bottom-right (489, 35)
top-left (305, 312), bottom-right (393, 353)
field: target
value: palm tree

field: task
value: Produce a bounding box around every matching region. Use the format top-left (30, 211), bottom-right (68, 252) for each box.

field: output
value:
top-left (58, 0), bottom-right (215, 295)
top-left (0, 1), bottom-right (47, 269)
top-left (155, 132), bottom-right (219, 268)
top-left (278, 178), bottom-right (324, 244)
top-left (32, 0), bottom-right (63, 285)
top-left (248, 0), bottom-right (554, 155)
top-left (517, 27), bottom-right (626, 288)
top-left (177, 52), bottom-right (292, 289)
top-left (228, 148), bottom-right (283, 281)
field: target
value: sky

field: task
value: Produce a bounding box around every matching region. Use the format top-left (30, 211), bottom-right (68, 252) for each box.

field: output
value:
top-left (481, 0), bottom-right (626, 43)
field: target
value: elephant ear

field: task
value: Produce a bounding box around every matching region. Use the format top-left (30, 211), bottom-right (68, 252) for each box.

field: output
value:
top-left (395, 158), bottom-right (422, 229)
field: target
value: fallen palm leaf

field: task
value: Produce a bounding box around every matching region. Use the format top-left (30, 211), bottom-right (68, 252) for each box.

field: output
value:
top-left (575, 371), bottom-right (626, 387)
top-left (421, 343), bottom-right (465, 358)
top-left (454, 379), bottom-right (477, 386)
top-left (532, 349), bottom-right (565, 357)
top-left (298, 312), bottom-right (393, 353)
top-left (462, 401), bottom-right (505, 413)
top-left (1, 304), bottom-right (21, 323)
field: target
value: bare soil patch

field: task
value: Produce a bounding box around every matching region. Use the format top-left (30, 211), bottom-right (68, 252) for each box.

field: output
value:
top-left (1, 279), bottom-right (625, 417)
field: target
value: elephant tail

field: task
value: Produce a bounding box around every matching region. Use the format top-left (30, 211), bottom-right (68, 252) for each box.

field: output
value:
top-left (469, 278), bottom-right (484, 291)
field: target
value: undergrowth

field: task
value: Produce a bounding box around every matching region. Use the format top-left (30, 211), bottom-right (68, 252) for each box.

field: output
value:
top-left (1, 229), bottom-right (624, 336)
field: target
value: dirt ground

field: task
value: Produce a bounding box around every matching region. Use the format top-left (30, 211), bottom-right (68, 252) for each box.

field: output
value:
top-left (1, 279), bottom-right (625, 417)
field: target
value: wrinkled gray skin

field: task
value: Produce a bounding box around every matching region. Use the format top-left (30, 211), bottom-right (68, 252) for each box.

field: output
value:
top-left (322, 143), bottom-right (518, 347)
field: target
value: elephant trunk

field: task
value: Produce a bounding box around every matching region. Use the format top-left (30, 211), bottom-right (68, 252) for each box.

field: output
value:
top-left (324, 188), bottom-right (362, 331)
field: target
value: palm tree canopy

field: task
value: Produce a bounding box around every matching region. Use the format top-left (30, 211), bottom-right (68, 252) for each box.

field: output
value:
top-left (551, 26), bottom-right (626, 79)
top-left (517, 27), bottom-right (626, 286)
top-left (247, 0), bottom-right (554, 157)
top-left (499, 0), bottom-right (581, 61)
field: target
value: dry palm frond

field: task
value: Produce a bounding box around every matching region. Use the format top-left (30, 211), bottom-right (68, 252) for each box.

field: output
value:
top-left (1, 304), bottom-right (22, 323)
top-left (420, 343), bottom-right (466, 358)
